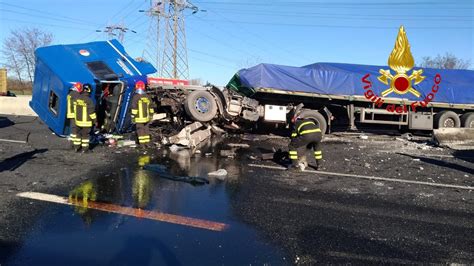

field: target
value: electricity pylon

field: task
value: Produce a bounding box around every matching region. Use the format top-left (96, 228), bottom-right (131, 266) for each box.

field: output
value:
top-left (142, 0), bottom-right (201, 79)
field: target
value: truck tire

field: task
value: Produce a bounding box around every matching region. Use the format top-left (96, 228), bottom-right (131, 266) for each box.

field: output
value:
top-left (460, 112), bottom-right (474, 128)
top-left (184, 90), bottom-right (218, 122)
top-left (434, 111), bottom-right (461, 128)
top-left (299, 109), bottom-right (327, 135)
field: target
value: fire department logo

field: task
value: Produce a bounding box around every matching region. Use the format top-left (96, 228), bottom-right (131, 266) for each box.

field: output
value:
top-left (378, 26), bottom-right (425, 97)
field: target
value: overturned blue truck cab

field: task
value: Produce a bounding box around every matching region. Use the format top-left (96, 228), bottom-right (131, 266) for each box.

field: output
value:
top-left (30, 39), bottom-right (156, 136)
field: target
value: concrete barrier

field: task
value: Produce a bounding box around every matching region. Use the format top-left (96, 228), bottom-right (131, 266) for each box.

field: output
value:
top-left (0, 95), bottom-right (37, 116)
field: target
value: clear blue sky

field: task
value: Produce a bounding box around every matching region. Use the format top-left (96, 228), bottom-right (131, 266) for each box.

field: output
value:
top-left (1, 0), bottom-right (473, 85)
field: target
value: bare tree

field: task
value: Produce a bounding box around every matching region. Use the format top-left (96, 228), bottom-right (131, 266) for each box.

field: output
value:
top-left (1, 28), bottom-right (53, 84)
top-left (418, 52), bottom-right (471, 69)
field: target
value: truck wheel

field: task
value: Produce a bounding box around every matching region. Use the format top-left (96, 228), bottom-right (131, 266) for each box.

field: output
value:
top-left (184, 90), bottom-right (218, 122)
top-left (434, 111), bottom-right (461, 128)
top-left (460, 112), bottom-right (474, 128)
top-left (299, 109), bottom-right (327, 135)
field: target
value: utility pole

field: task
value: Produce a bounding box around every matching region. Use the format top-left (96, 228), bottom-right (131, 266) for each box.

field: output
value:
top-left (96, 24), bottom-right (136, 43)
top-left (141, 0), bottom-right (203, 80)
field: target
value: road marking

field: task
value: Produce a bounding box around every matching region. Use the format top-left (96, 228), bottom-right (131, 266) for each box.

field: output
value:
top-left (0, 138), bottom-right (27, 144)
top-left (248, 164), bottom-right (474, 191)
top-left (17, 192), bottom-right (228, 232)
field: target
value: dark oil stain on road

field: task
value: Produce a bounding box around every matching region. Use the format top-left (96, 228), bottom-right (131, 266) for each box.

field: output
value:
top-left (5, 139), bottom-right (290, 265)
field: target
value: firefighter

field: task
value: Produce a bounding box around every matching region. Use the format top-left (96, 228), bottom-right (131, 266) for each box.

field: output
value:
top-left (288, 105), bottom-right (323, 171)
top-left (73, 83), bottom-right (96, 152)
top-left (67, 82), bottom-right (82, 149)
top-left (130, 80), bottom-right (154, 146)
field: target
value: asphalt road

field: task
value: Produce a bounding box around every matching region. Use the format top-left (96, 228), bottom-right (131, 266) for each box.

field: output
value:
top-left (0, 115), bottom-right (473, 265)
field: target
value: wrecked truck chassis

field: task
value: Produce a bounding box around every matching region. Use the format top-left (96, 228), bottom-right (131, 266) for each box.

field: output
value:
top-left (149, 84), bottom-right (328, 134)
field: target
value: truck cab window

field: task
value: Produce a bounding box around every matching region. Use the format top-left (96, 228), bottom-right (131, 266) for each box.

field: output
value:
top-left (86, 61), bottom-right (116, 80)
top-left (48, 90), bottom-right (59, 116)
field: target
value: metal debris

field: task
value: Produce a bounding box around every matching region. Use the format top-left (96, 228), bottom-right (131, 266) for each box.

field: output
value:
top-left (228, 143), bottom-right (250, 148)
top-left (164, 122), bottom-right (212, 148)
top-left (208, 169), bottom-right (228, 180)
top-left (220, 150), bottom-right (236, 158)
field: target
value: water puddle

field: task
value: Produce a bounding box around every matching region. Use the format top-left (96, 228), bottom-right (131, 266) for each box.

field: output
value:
top-left (7, 140), bottom-right (289, 265)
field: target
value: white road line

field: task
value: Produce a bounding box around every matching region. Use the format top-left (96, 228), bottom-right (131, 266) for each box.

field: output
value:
top-left (0, 138), bottom-right (27, 144)
top-left (248, 164), bottom-right (474, 191)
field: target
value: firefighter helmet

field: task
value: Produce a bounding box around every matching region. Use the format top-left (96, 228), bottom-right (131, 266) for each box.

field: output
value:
top-left (135, 81), bottom-right (146, 90)
top-left (83, 83), bottom-right (92, 93)
top-left (135, 81), bottom-right (146, 94)
top-left (73, 82), bottom-right (82, 92)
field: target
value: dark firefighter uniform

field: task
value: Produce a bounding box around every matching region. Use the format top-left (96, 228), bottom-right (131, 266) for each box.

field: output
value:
top-left (73, 92), bottom-right (96, 151)
top-left (67, 88), bottom-right (81, 148)
top-left (131, 93), bottom-right (154, 145)
top-left (289, 118), bottom-right (323, 169)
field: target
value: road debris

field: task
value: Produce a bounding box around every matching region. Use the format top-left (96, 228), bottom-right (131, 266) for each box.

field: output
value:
top-left (208, 169), bottom-right (228, 180)
top-left (169, 144), bottom-right (184, 152)
top-left (117, 140), bottom-right (136, 148)
top-left (433, 128), bottom-right (474, 150)
top-left (359, 134), bottom-right (368, 140)
top-left (228, 143), bottom-right (250, 148)
top-left (163, 122), bottom-right (212, 148)
top-left (401, 133), bottom-right (413, 140)
top-left (144, 164), bottom-right (209, 185)
top-left (261, 153), bottom-right (275, 160)
top-left (220, 150), bottom-right (236, 158)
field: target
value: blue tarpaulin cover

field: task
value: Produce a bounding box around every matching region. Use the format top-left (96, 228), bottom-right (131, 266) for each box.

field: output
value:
top-left (233, 63), bottom-right (474, 104)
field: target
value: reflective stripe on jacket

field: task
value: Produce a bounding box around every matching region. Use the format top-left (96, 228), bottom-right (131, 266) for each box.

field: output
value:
top-left (74, 94), bottom-right (96, 127)
top-left (131, 94), bottom-right (154, 124)
top-left (67, 91), bottom-right (80, 119)
top-left (291, 119), bottom-right (321, 138)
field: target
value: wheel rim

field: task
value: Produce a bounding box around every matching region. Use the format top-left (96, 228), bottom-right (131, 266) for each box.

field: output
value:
top-left (469, 120), bottom-right (474, 128)
top-left (443, 118), bottom-right (455, 127)
top-left (195, 97), bottom-right (210, 113)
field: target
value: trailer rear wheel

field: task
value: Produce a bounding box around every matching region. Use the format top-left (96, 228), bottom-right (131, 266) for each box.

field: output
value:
top-left (299, 109), bottom-right (327, 135)
top-left (184, 90), bottom-right (218, 122)
top-left (460, 112), bottom-right (474, 128)
top-left (434, 111), bottom-right (461, 128)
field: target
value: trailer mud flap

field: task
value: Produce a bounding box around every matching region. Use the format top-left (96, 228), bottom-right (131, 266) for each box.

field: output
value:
top-left (433, 128), bottom-right (474, 150)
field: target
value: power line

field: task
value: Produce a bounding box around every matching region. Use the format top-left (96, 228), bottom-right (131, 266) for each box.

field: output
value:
top-left (195, 1), bottom-right (474, 9)
top-left (75, 0), bottom-right (147, 43)
top-left (204, 7), bottom-right (473, 19)
top-left (202, 9), bottom-right (474, 21)
top-left (0, 9), bottom-right (100, 26)
top-left (1, 3), bottom-right (96, 25)
top-left (192, 15), bottom-right (301, 65)
top-left (197, 19), bottom-right (474, 30)
top-left (1, 18), bottom-right (93, 31)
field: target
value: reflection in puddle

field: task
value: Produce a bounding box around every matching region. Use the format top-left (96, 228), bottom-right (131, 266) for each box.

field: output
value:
top-left (8, 138), bottom-right (288, 265)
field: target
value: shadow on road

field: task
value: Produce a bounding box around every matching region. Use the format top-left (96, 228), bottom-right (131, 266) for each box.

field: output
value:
top-left (452, 150), bottom-right (474, 164)
top-left (397, 153), bottom-right (473, 175)
top-left (0, 149), bottom-right (48, 172)
top-left (0, 116), bottom-right (15, 129)
top-left (297, 226), bottom-right (420, 263)
top-left (0, 240), bottom-right (21, 264)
